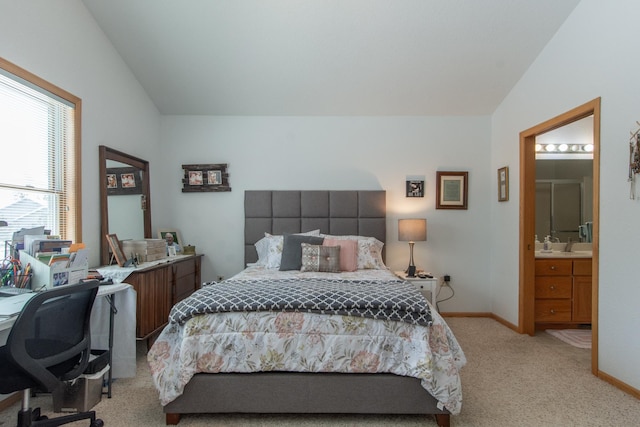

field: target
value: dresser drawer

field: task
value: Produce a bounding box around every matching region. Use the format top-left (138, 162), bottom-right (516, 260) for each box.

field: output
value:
top-left (535, 276), bottom-right (572, 299)
top-left (173, 258), bottom-right (196, 279)
top-left (535, 299), bottom-right (572, 322)
top-left (535, 259), bottom-right (573, 276)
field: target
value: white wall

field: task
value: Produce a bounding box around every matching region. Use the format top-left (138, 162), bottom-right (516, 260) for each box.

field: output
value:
top-left (0, 0), bottom-right (160, 268)
top-left (491, 0), bottom-right (640, 389)
top-left (157, 115), bottom-right (493, 312)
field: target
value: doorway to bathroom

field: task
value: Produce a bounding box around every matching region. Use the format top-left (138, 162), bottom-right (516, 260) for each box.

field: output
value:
top-left (519, 98), bottom-right (600, 375)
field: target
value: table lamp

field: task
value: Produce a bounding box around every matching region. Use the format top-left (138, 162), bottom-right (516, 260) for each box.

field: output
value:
top-left (398, 218), bottom-right (427, 277)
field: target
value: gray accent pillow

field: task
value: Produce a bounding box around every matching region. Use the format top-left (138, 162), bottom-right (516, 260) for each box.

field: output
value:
top-left (279, 234), bottom-right (324, 271)
top-left (300, 244), bottom-right (341, 273)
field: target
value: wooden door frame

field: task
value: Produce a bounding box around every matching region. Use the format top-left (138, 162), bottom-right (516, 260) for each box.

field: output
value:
top-left (519, 98), bottom-right (600, 375)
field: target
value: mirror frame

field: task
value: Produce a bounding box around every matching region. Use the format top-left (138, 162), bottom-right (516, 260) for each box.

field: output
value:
top-left (99, 145), bottom-right (152, 266)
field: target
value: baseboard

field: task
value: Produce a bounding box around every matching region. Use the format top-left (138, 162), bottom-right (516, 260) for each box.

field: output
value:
top-left (440, 312), bottom-right (492, 318)
top-left (440, 312), bottom-right (518, 332)
top-left (598, 370), bottom-right (640, 400)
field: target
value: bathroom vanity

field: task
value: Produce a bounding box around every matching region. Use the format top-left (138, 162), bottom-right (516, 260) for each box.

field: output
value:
top-left (534, 251), bottom-right (592, 328)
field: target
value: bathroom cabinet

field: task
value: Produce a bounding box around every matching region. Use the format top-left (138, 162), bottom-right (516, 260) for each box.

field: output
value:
top-left (534, 258), bottom-right (592, 326)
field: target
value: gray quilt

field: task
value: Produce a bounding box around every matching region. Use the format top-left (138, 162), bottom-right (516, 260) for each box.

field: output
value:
top-left (169, 277), bottom-right (433, 326)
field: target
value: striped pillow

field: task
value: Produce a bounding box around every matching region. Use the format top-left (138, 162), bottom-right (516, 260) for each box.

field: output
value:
top-left (300, 243), bottom-right (341, 273)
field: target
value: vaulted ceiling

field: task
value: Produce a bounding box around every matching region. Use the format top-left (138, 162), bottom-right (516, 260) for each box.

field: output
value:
top-left (82, 0), bottom-right (581, 116)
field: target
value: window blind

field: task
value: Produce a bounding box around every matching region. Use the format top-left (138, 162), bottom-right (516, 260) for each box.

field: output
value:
top-left (0, 58), bottom-right (80, 249)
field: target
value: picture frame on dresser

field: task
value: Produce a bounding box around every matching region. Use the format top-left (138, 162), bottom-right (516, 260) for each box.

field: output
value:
top-left (157, 229), bottom-right (182, 247)
top-left (106, 234), bottom-right (126, 267)
top-left (436, 171), bottom-right (468, 210)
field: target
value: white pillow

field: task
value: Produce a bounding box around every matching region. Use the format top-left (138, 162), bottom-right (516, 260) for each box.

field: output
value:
top-left (255, 230), bottom-right (320, 269)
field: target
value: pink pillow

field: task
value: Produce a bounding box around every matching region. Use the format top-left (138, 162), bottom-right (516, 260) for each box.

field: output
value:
top-left (323, 238), bottom-right (358, 272)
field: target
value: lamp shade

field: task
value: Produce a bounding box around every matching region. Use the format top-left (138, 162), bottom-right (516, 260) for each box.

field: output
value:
top-left (398, 218), bottom-right (427, 242)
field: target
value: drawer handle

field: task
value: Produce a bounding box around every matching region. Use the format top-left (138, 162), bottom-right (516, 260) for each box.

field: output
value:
top-left (550, 309), bottom-right (555, 314)
top-left (550, 285), bottom-right (555, 290)
top-left (550, 266), bottom-right (556, 270)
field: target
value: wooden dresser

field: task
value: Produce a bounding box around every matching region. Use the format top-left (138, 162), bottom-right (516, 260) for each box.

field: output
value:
top-left (119, 255), bottom-right (203, 340)
top-left (534, 257), bottom-right (592, 327)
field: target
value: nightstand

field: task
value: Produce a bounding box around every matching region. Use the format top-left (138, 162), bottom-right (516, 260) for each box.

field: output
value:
top-left (394, 271), bottom-right (438, 308)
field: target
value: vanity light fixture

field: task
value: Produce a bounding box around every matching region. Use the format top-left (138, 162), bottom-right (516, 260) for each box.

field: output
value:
top-left (536, 143), bottom-right (593, 153)
top-left (398, 218), bottom-right (427, 277)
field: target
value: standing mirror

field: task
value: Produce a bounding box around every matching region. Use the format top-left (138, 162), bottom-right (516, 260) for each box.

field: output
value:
top-left (99, 145), bottom-right (152, 266)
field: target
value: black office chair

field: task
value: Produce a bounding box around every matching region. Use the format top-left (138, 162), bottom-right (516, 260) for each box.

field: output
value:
top-left (0, 280), bottom-right (104, 427)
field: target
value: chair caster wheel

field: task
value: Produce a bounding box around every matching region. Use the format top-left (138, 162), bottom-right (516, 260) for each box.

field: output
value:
top-left (91, 419), bottom-right (104, 427)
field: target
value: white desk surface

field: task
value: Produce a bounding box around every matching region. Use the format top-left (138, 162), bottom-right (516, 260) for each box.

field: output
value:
top-left (0, 283), bottom-right (131, 332)
top-left (0, 282), bottom-right (137, 403)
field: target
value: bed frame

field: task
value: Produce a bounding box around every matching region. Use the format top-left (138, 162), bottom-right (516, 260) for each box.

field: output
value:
top-left (163, 191), bottom-right (451, 426)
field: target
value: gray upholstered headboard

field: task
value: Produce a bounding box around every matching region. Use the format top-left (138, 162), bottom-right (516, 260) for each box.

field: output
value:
top-left (245, 190), bottom-right (386, 265)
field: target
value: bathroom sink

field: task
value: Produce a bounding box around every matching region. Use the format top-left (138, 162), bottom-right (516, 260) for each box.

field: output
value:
top-left (535, 250), bottom-right (592, 258)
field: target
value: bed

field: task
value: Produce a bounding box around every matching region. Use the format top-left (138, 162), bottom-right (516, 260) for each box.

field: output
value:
top-left (148, 191), bottom-right (465, 426)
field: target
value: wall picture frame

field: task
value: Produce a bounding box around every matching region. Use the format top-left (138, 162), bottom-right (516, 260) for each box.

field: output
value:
top-left (106, 233), bottom-right (126, 267)
top-left (436, 171), bottom-right (468, 210)
top-left (182, 163), bottom-right (231, 192)
top-left (498, 166), bottom-right (509, 202)
top-left (406, 179), bottom-right (425, 197)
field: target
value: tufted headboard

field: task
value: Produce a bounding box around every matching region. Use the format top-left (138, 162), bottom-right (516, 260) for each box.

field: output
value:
top-left (244, 190), bottom-right (386, 265)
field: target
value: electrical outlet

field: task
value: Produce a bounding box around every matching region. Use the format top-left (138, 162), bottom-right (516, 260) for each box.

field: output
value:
top-left (443, 274), bottom-right (451, 283)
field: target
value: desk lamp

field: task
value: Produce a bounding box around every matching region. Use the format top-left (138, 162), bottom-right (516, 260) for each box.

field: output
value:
top-left (398, 218), bottom-right (427, 277)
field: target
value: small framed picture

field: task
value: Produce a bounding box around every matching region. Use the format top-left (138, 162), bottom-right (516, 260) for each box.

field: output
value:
top-left (106, 233), bottom-right (126, 267)
top-left (436, 171), bottom-right (468, 210)
top-left (188, 170), bottom-right (203, 185)
top-left (406, 179), bottom-right (425, 197)
top-left (498, 166), bottom-right (509, 202)
top-left (121, 173), bottom-right (136, 188)
top-left (157, 229), bottom-right (182, 247)
top-left (207, 170), bottom-right (222, 185)
top-left (106, 174), bottom-right (117, 189)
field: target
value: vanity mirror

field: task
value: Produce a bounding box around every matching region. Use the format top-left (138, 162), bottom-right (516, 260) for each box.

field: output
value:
top-left (534, 115), bottom-right (594, 243)
top-left (99, 146), bottom-right (152, 266)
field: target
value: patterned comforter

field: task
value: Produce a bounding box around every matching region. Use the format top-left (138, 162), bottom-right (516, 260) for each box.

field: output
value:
top-left (148, 267), bottom-right (466, 414)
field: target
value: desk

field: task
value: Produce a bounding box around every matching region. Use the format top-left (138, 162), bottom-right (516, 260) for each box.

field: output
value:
top-left (0, 283), bottom-right (136, 400)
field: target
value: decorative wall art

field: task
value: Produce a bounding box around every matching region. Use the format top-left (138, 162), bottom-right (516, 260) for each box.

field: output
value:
top-left (182, 163), bottom-right (231, 193)
top-left (436, 171), bottom-right (468, 210)
top-left (406, 176), bottom-right (425, 197)
top-left (498, 166), bottom-right (509, 202)
top-left (629, 121), bottom-right (640, 199)
top-left (106, 167), bottom-right (143, 196)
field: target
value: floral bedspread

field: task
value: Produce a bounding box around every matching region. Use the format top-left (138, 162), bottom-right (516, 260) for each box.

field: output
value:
top-left (148, 268), bottom-right (466, 414)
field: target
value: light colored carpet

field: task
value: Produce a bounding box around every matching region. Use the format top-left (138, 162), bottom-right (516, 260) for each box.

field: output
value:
top-left (546, 329), bottom-right (592, 349)
top-left (1, 317), bottom-right (639, 426)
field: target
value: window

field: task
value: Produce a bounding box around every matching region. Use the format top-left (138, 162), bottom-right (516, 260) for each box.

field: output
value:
top-left (0, 57), bottom-right (81, 250)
